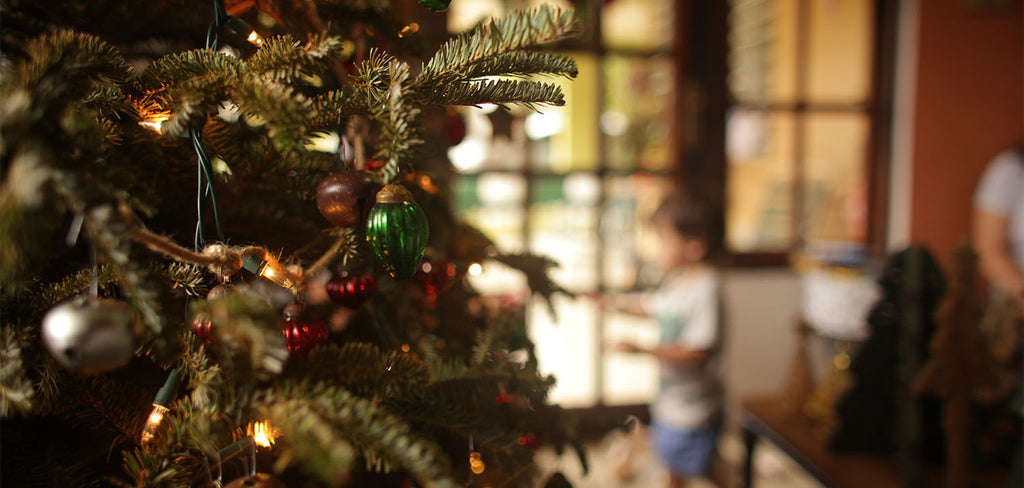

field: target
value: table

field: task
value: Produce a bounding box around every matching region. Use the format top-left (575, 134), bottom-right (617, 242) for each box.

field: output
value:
top-left (740, 397), bottom-right (1007, 488)
top-left (741, 397), bottom-right (904, 488)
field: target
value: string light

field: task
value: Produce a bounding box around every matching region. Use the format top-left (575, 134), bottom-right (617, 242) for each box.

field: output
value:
top-left (140, 404), bottom-right (170, 444)
top-left (468, 263), bottom-right (483, 276)
top-left (469, 451), bottom-right (485, 474)
top-left (243, 252), bottom-right (297, 291)
top-left (247, 420), bottom-right (279, 449)
top-left (140, 369), bottom-right (182, 445)
top-left (398, 23), bottom-right (419, 38)
top-left (225, 16), bottom-right (265, 47)
top-left (139, 113), bottom-right (170, 134)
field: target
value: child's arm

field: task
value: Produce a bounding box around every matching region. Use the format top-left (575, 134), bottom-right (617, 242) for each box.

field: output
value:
top-left (614, 341), bottom-right (711, 366)
top-left (600, 293), bottom-right (652, 317)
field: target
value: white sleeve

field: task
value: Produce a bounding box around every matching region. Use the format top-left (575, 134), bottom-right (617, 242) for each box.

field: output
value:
top-left (974, 151), bottom-right (1024, 216)
top-left (681, 280), bottom-right (720, 350)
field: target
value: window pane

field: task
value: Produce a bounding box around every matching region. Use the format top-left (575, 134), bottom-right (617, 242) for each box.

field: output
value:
top-left (529, 174), bottom-right (600, 292)
top-left (806, 0), bottom-right (873, 103)
top-left (728, 0), bottom-right (799, 104)
top-left (601, 0), bottom-right (674, 51)
top-left (603, 313), bottom-right (660, 405)
top-left (448, 106), bottom-right (528, 173)
top-left (529, 54), bottom-right (600, 173)
top-left (603, 56), bottom-right (675, 171)
top-left (726, 109), bottom-right (795, 251)
top-left (529, 296), bottom-right (597, 407)
top-left (603, 175), bottom-right (674, 289)
top-left (453, 174), bottom-right (525, 252)
top-left (802, 112), bottom-right (869, 243)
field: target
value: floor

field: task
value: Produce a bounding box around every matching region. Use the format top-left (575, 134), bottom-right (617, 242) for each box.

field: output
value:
top-left (535, 424), bottom-right (824, 488)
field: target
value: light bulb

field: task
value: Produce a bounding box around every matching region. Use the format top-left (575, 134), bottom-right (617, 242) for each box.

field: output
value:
top-left (140, 404), bottom-right (169, 444)
top-left (247, 31), bottom-right (265, 46)
top-left (248, 420), bottom-right (279, 449)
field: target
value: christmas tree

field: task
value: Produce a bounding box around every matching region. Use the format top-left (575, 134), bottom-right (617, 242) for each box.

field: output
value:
top-left (0, 0), bottom-right (586, 486)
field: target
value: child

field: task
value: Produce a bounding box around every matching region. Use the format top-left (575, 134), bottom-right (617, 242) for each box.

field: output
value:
top-left (607, 191), bottom-right (725, 488)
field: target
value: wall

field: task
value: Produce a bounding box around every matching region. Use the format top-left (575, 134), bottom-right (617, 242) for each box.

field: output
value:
top-left (909, 0), bottom-right (1023, 270)
top-left (722, 269), bottom-right (803, 402)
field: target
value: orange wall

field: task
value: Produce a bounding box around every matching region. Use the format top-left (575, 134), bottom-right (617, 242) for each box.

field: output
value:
top-left (911, 0), bottom-right (1023, 270)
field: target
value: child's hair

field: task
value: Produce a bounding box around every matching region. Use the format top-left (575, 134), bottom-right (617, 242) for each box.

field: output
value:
top-left (652, 190), bottom-right (723, 262)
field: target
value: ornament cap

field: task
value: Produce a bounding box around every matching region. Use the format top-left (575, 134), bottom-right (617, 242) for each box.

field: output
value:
top-left (376, 184), bottom-right (414, 204)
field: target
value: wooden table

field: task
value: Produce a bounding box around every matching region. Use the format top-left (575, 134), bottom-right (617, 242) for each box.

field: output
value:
top-left (741, 397), bottom-right (1008, 488)
top-left (741, 397), bottom-right (905, 488)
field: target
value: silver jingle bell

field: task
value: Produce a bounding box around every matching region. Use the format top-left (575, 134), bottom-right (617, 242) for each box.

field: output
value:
top-left (41, 298), bottom-right (135, 374)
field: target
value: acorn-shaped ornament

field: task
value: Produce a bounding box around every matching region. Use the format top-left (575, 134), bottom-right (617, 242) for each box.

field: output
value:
top-left (365, 184), bottom-right (429, 279)
top-left (315, 170), bottom-right (376, 227)
top-left (41, 298), bottom-right (135, 374)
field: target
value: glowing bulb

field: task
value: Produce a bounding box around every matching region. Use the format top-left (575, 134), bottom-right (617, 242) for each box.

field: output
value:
top-left (247, 31), bottom-right (265, 46)
top-left (468, 263), bottom-right (483, 276)
top-left (252, 253), bottom-right (296, 291)
top-left (469, 452), bottom-right (485, 474)
top-left (139, 114), bottom-right (169, 134)
top-left (398, 23), bottom-right (420, 38)
top-left (248, 420), bottom-right (279, 448)
top-left (140, 404), bottom-right (169, 444)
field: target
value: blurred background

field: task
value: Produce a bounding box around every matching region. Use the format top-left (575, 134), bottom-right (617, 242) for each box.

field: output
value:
top-left (436, 0), bottom-right (1023, 485)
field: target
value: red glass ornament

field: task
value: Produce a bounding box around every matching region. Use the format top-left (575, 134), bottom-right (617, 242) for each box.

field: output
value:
top-left (414, 258), bottom-right (458, 302)
top-left (192, 315), bottom-right (214, 343)
top-left (281, 307), bottom-right (329, 356)
top-left (325, 272), bottom-right (378, 308)
top-left (445, 108), bottom-right (467, 146)
top-left (517, 433), bottom-right (540, 451)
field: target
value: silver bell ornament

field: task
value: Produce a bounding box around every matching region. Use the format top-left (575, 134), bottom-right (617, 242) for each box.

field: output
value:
top-left (41, 298), bottom-right (135, 374)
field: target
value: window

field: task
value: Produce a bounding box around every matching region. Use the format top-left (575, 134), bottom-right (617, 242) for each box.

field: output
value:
top-left (725, 0), bottom-right (890, 258)
top-left (447, 0), bottom-right (680, 407)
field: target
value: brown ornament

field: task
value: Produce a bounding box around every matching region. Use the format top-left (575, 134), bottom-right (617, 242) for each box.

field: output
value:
top-left (315, 170), bottom-right (376, 227)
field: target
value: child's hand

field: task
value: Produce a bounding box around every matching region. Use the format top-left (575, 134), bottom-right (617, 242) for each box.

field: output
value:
top-left (610, 341), bottom-right (644, 354)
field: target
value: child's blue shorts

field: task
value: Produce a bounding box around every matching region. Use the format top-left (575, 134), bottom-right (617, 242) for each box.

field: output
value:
top-left (651, 418), bottom-right (721, 477)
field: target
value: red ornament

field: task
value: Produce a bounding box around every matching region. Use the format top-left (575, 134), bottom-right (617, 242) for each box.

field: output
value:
top-left (367, 159), bottom-right (386, 171)
top-left (192, 315), bottom-right (214, 343)
top-left (495, 394), bottom-right (513, 405)
top-left (415, 258), bottom-right (458, 303)
top-left (281, 304), bottom-right (329, 356)
top-left (517, 433), bottom-right (540, 451)
top-left (445, 108), bottom-right (467, 146)
top-left (325, 272), bottom-right (378, 308)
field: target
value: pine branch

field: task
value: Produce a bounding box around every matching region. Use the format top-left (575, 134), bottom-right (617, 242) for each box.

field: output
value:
top-left (264, 383), bottom-right (459, 488)
top-left (309, 87), bottom-right (364, 130)
top-left (12, 29), bottom-right (131, 104)
top-left (229, 77), bottom-right (314, 153)
top-left (492, 252), bottom-right (574, 319)
top-left (449, 51), bottom-right (578, 81)
top-left (245, 33), bottom-right (347, 84)
top-left (282, 342), bottom-right (429, 400)
top-left (134, 49), bottom-right (244, 91)
top-left (419, 6), bottom-right (577, 86)
top-left (367, 59), bottom-right (422, 184)
top-left (419, 78), bottom-right (566, 109)
top-left (189, 291), bottom-right (289, 381)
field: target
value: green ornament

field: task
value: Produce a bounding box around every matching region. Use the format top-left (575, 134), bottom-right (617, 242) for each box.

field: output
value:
top-left (366, 184), bottom-right (429, 279)
top-left (417, 0), bottom-right (451, 11)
